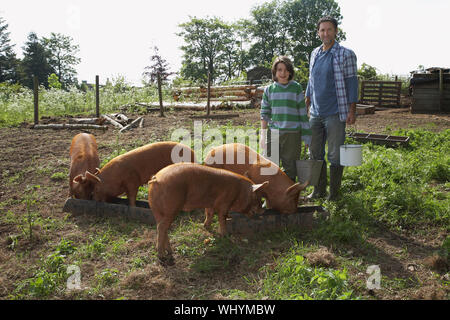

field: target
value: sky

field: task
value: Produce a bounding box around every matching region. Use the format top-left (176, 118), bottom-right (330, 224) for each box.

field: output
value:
top-left (1, 0), bottom-right (449, 86)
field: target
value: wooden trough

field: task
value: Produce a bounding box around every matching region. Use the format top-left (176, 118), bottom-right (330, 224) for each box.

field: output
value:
top-left (356, 104), bottom-right (375, 115)
top-left (347, 132), bottom-right (410, 147)
top-left (63, 198), bottom-right (327, 235)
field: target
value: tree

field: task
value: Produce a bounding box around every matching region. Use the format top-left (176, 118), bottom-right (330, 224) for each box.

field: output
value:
top-left (142, 46), bottom-right (175, 85)
top-left (247, 0), bottom-right (290, 67)
top-left (247, 0), bottom-right (345, 68)
top-left (48, 73), bottom-right (62, 89)
top-left (358, 63), bottom-right (378, 80)
top-left (20, 32), bottom-right (55, 88)
top-left (230, 19), bottom-right (252, 79)
top-left (0, 16), bottom-right (19, 83)
top-left (42, 33), bottom-right (80, 88)
top-left (217, 24), bottom-right (245, 81)
top-left (283, 0), bottom-right (345, 64)
top-left (177, 16), bottom-right (233, 83)
top-left (294, 60), bottom-right (310, 88)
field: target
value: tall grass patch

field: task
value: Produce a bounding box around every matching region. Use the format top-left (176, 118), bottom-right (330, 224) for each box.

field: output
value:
top-left (0, 82), bottom-right (165, 127)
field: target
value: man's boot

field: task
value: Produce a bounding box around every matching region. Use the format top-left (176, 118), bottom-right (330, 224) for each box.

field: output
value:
top-left (307, 162), bottom-right (327, 199)
top-left (328, 165), bottom-right (344, 201)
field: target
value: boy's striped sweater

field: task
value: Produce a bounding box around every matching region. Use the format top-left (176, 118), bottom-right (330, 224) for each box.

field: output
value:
top-left (261, 81), bottom-right (311, 145)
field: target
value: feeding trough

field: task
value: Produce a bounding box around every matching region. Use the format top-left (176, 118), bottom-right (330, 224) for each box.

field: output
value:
top-left (63, 198), bottom-right (327, 235)
top-left (226, 206), bottom-right (328, 235)
top-left (347, 132), bottom-right (410, 147)
top-left (296, 160), bottom-right (324, 186)
top-left (63, 197), bottom-right (155, 224)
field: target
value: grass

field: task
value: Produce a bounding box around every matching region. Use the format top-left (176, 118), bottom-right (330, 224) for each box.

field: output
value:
top-left (340, 129), bottom-right (449, 230)
top-left (0, 82), bottom-right (167, 127)
top-left (256, 252), bottom-right (355, 300)
top-left (1, 107), bottom-right (448, 300)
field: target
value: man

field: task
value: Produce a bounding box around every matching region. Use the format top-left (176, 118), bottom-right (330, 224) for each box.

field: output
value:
top-left (305, 16), bottom-right (358, 200)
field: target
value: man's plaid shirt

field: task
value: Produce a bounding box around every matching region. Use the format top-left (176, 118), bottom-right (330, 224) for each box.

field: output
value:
top-left (308, 41), bottom-right (357, 122)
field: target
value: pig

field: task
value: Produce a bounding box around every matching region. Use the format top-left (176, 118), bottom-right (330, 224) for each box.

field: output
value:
top-left (85, 141), bottom-right (196, 206)
top-left (148, 162), bottom-right (268, 261)
top-left (69, 133), bottom-right (100, 199)
top-left (204, 143), bottom-right (308, 214)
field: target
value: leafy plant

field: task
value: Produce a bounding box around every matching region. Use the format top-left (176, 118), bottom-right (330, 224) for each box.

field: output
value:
top-left (257, 252), bottom-right (356, 300)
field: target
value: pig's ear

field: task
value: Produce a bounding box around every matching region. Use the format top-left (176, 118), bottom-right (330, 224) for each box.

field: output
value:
top-left (252, 181), bottom-right (269, 193)
top-left (85, 171), bottom-right (101, 184)
top-left (286, 181), bottom-right (309, 197)
top-left (73, 174), bottom-right (86, 184)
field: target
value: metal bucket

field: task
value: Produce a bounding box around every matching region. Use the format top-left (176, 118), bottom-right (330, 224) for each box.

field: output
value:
top-left (340, 144), bottom-right (362, 166)
top-left (296, 160), bottom-right (324, 186)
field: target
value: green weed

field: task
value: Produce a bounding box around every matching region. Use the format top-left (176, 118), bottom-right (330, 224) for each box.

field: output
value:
top-left (50, 172), bottom-right (67, 181)
top-left (256, 251), bottom-right (357, 300)
top-left (96, 268), bottom-right (120, 287)
top-left (12, 238), bottom-right (77, 299)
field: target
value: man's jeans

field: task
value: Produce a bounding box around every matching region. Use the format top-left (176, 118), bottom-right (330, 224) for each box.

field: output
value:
top-left (309, 114), bottom-right (346, 167)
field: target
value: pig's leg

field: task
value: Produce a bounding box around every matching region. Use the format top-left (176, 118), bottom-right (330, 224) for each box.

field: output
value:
top-left (126, 185), bottom-right (138, 207)
top-left (156, 218), bottom-right (170, 259)
top-left (203, 208), bottom-right (214, 229)
top-left (217, 209), bottom-right (230, 237)
top-left (156, 212), bottom-right (177, 262)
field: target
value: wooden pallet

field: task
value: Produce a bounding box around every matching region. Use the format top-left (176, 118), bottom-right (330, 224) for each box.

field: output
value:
top-left (63, 198), bottom-right (327, 235)
top-left (360, 80), bottom-right (402, 106)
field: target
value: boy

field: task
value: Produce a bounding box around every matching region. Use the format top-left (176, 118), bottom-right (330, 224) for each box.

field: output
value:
top-left (260, 56), bottom-right (311, 182)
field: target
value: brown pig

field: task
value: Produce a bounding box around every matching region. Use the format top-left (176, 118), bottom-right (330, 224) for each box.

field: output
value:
top-left (204, 143), bottom-right (308, 214)
top-left (148, 162), bottom-right (268, 261)
top-left (69, 133), bottom-right (100, 199)
top-left (86, 141), bottom-right (196, 206)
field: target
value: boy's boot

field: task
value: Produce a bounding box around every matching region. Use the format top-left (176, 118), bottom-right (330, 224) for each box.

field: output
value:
top-left (327, 165), bottom-right (344, 201)
top-left (307, 162), bottom-right (327, 199)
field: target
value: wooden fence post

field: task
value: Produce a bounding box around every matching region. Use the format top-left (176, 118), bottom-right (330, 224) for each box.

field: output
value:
top-left (439, 69), bottom-right (444, 112)
top-left (206, 71), bottom-right (211, 116)
top-left (157, 72), bottom-right (164, 117)
top-left (96, 75), bottom-right (100, 118)
top-left (33, 76), bottom-right (39, 125)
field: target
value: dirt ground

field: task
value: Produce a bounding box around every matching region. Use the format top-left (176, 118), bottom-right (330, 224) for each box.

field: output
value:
top-left (0, 105), bottom-right (448, 300)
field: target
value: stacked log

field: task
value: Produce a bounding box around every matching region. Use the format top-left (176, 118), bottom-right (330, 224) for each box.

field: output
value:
top-left (173, 84), bottom-right (262, 106)
top-left (144, 101), bottom-right (251, 111)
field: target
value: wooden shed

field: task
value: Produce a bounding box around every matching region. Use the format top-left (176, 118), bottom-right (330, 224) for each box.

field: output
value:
top-left (247, 66), bottom-right (272, 84)
top-left (410, 67), bottom-right (450, 113)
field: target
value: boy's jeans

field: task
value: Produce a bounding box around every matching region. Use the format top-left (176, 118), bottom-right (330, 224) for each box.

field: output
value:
top-left (309, 114), bottom-right (346, 167)
top-left (267, 129), bottom-right (302, 181)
